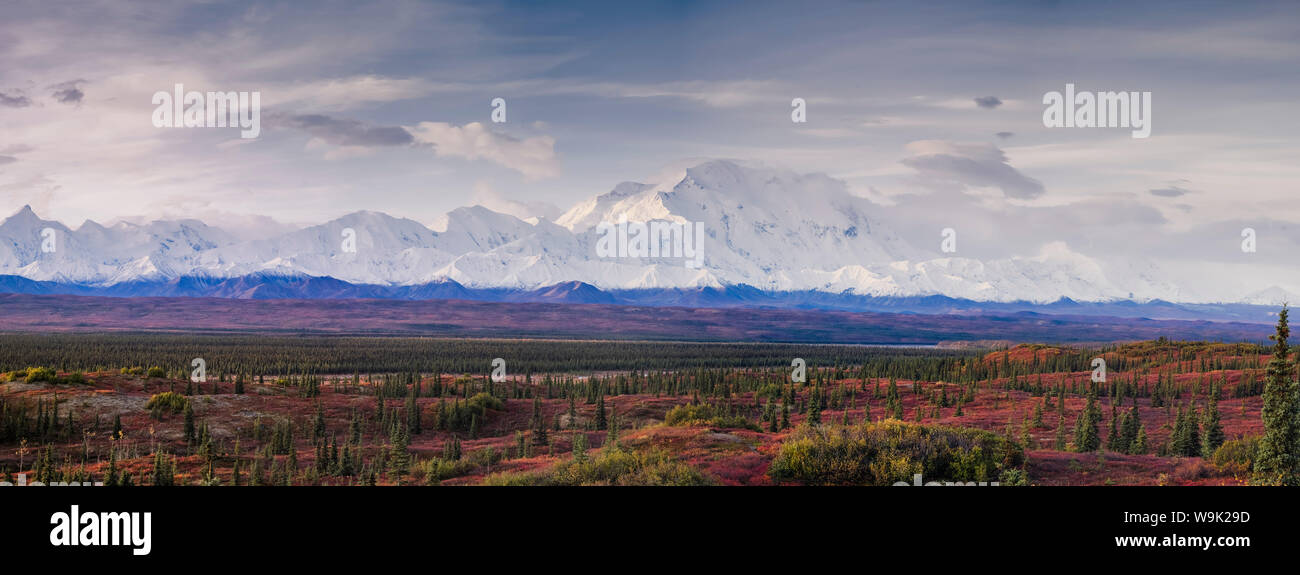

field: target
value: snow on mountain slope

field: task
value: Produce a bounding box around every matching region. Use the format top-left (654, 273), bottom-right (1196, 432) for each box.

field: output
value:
top-left (0, 160), bottom-right (1259, 303)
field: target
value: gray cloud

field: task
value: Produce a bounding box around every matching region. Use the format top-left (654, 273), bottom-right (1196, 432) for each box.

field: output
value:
top-left (0, 144), bottom-right (33, 155)
top-left (0, 155), bottom-right (16, 166)
top-left (995, 131), bottom-right (1014, 139)
top-left (49, 80), bottom-right (84, 105)
top-left (901, 140), bottom-right (1045, 199)
top-left (276, 113), bottom-right (414, 147)
top-left (1149, 186), bottom-right (1192, 197)
top-left (0, 90), bottom-right (31, 108)
top-left (974, 96), bottom-right (1002, 109)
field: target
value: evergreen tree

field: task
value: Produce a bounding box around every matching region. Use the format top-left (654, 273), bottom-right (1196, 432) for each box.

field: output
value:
top-left (594, 394), bottom-right (608, 431)
top-left (388, 423), bottom-right (410, 482)
top-left (312, 401), bottom-right (326, 443)
top-left (1201, 389), bottom-right (1225, 458)
top-left (531, 396), bottom-right (548, 446)
top-left (183, 403), bottom-right (195, 444)
top-left (1072, 387), bottom-right (1101, 452)
top-left (1104, 402), bottom-right (1120, 450)
top-left (1133, 424), bottom-right (1148, 454)
top-left (1256, 305), bottom-right (1300, 484)
top-left (1054, 413), bottom-right (1067, 450)
top-left (1122, 405), bottom-right (1141, 454)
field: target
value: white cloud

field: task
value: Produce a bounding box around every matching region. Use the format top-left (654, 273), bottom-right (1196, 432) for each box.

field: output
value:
top-left (468, 180), bottom-right (562, 221)
top-left (407, 121), bottom-right (560, 179)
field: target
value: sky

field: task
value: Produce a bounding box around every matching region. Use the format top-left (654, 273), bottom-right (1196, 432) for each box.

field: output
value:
top-left (1, 0), bottom-right (1299, 287)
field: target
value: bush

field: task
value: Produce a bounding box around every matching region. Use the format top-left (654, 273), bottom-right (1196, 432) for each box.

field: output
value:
top-left (1, 367), bottom-right (86, 385)
top-left (421, 458), bottom-right (475, 485)
top-left (481, 447), bottom-right (713, 486)
top-left (144, 392), bottom-right (190, 419)
top-left (664, 403), bottom-right (759, 431)
top-left (1212, 437), bottom-right (1258, 476)
top-left (22, 366), bottom-right (57, 383)
top-left (146, 366), bottom-right (166, 378)
top-left (465, 392), bottom-right (504, 412)
top-left (768, 419), bottom-right (1024, 485)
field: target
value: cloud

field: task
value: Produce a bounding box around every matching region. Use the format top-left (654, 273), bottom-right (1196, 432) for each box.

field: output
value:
top-left (974, 96), bottom-right (1002, 109)
top-left (0, 90), bottom-right (31, 108)
top-left (408, 121), bottom-right (559, 179)
top-left (276, 113), bottom-right (414, 147)
top-left (901, 140), bottom-right (1045, 199)
top-left (273, 113), bottom-right (561, 178)
top-left (260, 75), bottom-right (451, 111)
top-left (49, 80), bottom-right (84, 104)
top-left (1149, 186), bottom-right (1193, 197)
top-left (0, 144), bottom-right (33, 155)
top-left (0, 155), bottom-right (16, 166)
top-left (995, 131), bottom-right (1014, 139)
top-left (469, 180), bottom-right (562, 221)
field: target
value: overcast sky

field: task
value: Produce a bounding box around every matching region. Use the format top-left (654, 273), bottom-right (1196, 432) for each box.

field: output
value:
top-left (1, 0), bottom-right (1298, 287)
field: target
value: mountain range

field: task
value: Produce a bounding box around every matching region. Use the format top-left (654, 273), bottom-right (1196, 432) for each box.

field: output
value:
top-left (0, 160), bottom-right (1291, 317)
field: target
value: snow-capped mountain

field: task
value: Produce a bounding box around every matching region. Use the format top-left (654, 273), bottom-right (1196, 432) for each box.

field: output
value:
top-left (0, 160), bottom-right (1280, 304)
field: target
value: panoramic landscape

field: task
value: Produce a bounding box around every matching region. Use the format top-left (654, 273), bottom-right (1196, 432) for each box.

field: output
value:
top-left (10, 0), bottom-right (1300, 562)
top-left (2, 0), bottom-right (1298, 494)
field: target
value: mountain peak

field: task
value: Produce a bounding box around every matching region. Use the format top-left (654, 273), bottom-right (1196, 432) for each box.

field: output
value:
top-left (5, 204), bottom-right (38, 220)
top-left (1, 204), bottom-right (48, 231)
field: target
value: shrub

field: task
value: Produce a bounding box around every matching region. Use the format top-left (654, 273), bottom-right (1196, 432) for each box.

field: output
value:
top-left (145, 391), bottom-right (190, 419)
top-left (421, 458), bottom-right (475, 485)
top-left (0, 367), bottom-right (86, 385)
top-left (768, 419), bottom-right (1024, 485)
top-left (481, 447), bottom-right (713, 486)
top-left (22, 366), bottom-right (57, 383)
top-left (146, 366), bottom-right (166, 378)
top-left (664, 403), bottom-right (759, 431)
top-left (1212, 437), bottom-right (1259, 476)
top-left (465, 392), bottom-right (504, 412)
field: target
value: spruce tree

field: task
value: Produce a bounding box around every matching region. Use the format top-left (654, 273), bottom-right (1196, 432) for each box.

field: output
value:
top-left (594, 394), bottom-right (608, 431)
top-left (1072, 388), bottom-right (1101, 452)
top-left (1201, 388), bottom-right (1225, 458)
top-left (183, 403), bottom-right (195, 444)
top-left (1133, 424), bottom-right (1148, 454)
top-left (1054, 413), bottom-right (1067, 450)
top-left (1256, 305), bottom-right (1300, 484)
top-left (1105, 402), bottom-right (1120, 451)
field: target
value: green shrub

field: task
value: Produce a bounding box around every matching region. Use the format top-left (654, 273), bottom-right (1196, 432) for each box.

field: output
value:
top-left (0, 366), bottom-right (88, 385)
top-left (769, 420), bottom-right (1024, 485)
top-left (1212, 437), bottom-right (1258, 476)
top-left (481, 447), bottom-right (712, 486)
top-left (664, 403), bottom-right (759, 431)
top-left (144, 391), bottom-right (190, 419)
top-left (146, 366), bottom-right (166, 378)
top-left (421, 458), bottom-right (475, 485)
top-left (22, 366), bottom-right (57, 383)
top-left (465, 392), bottom-right (504, 412)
